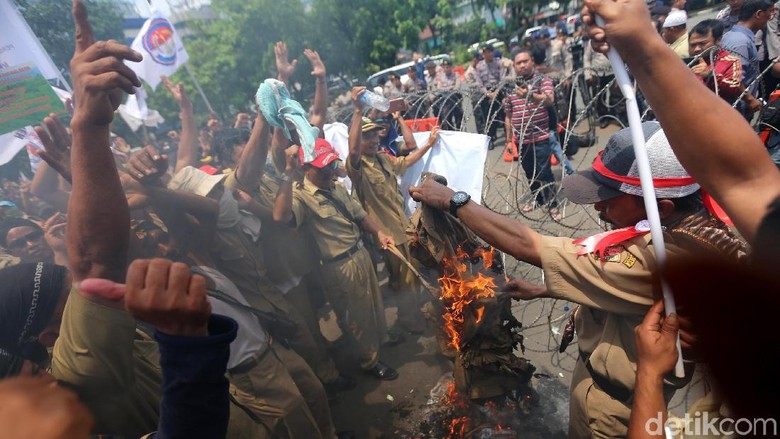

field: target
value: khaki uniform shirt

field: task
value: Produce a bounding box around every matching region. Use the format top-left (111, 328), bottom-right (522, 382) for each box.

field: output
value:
top-left (211, 227), bottom-right (289, 314)
top-left (226, 169), bottom-right (319, 283)
top-left (540, 233), bottom-right (687, 394)
top-left (52, 288), bottom-right (267, 439)
top-left (292, 178), bottom-right (367, 260)
top-left (347, 153), bottom-right (409, 244)
top-left (52, 289), bottom-right (162, 438)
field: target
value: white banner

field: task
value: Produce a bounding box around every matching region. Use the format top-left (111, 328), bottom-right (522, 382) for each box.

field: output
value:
top-left (0, 0), bottom-right (65, 86)
top-left (400, 130), bottom-right (488, 216)
top-left (126, 11), bottom-right (189, 90)
top-left (322, 124), bottom-right (488, 217)
top-left (323, 122), bottom-right (353, 193)
top-left (0, 126), bottom-right (44, 169)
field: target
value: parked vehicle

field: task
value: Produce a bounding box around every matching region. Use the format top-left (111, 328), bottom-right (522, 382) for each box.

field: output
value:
top-left (366, 54), bottom-right (452, 90)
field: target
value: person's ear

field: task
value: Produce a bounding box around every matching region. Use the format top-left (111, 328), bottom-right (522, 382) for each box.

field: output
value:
top-left (657, 199), bottom-right (676, 219)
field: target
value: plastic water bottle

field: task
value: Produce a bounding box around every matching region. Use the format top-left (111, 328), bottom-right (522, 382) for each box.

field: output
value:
top-left (359, 90), bottom-right (390, 112)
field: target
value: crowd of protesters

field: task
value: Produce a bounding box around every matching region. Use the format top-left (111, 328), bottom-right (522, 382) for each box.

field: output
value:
top-left (0, 0), bottom-right (779, 438)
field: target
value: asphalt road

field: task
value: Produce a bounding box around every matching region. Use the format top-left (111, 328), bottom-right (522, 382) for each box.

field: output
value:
top-left (321, 9), bottom-right (725, 434)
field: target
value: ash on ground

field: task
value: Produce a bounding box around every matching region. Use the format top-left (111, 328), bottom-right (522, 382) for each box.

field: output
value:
top-left (392, 371), bottom-right (569, 438)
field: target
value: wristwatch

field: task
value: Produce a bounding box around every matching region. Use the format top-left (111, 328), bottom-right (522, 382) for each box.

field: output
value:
top-left (449, 191), bottom-right (471, 216)
top-left (280, 173), bottom-right (292, 182)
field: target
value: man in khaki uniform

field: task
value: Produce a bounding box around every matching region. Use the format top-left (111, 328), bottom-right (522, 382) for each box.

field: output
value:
top-left (410, 122), bottom-right (745, 438)
top-left (217, 110), bottom-right (351, 394)
top-left (274, 139), bottom-right (400, 380)
top-left (232, 165), bottom-right (351, 392)
top-left (347, 87), bottom-right (441, 335)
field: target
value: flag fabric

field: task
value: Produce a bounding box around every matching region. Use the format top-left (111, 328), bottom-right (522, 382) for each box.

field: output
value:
top-left (0, 0), bottom-right (65, 86)
top-left (126, 11), bottom-right (189, 90)
top-left (0, 126), bottom-right (44, 167)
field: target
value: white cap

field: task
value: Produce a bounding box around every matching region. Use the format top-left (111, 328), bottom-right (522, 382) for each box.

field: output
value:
top-left (168, 166), bottom-right (227, 197)
top-left (663, 10), bottom-right (688, 28)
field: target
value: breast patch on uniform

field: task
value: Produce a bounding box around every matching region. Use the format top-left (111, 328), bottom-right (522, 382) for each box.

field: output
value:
top-left (598, 244), bottom-right (624, 263)
top-left (622, 251), bottom-right (638, 268)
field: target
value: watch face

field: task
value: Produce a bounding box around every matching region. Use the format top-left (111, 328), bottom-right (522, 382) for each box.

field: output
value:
top-left (452, 191), bottom-right (469, 204)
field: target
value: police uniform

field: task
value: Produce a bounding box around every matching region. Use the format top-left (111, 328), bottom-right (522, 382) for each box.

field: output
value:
top-left (291, 177), bottom-right (388, 370)
top-left (541, 233), bottom-right (691, 438)
top-left (225, 170), bottom-right (340, 384)
top-left (347, 152), bottom-right (426, 333)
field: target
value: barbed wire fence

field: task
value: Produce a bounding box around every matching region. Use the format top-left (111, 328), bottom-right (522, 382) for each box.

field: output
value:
top-left (327, 49), bottom-right (765, 418)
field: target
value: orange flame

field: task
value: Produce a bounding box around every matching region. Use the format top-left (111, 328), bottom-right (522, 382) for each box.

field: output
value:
top-left (449, 416), bottom-right (469, 438)
top-left (438, 247), bottom-right (497, 352)
top-left (473, 246), bottom-right (496, 270)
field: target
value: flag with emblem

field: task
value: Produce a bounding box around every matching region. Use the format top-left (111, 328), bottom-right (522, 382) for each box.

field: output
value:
top-left (125, 11), bottom-right (189, 90)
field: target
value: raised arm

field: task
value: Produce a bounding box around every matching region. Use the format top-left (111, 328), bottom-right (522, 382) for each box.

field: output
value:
top-left (67, 0), bottom-right (141, 282)
top-left (305, 49), bottom-right (328, 134)
top-left (272, 145), bottom-right (300, 224)
top-left (583, 0), bottom-right (780, 242)
top-left (78, 259), bottom-right (235, 439)
top-left (394, 112), bottom-right (418, 154)
top-left (31, 114), bottom-right (73, 213)
top-left (401, 126), bottom-right (440, 168)
top-left (348, 87), bottom-right (366, 168)
top-left (161, 75), bottom-right (197, 173)
top-left (274, 41), bottom-right (297, 86)
top-left (233, 111), bottom-right (270, 191)
top-left (409, 179), bottom-right (544, 266)
top-left (270, 127), bottom-right (291, 174)
top-left (30, 162), bottom-right (69, 213)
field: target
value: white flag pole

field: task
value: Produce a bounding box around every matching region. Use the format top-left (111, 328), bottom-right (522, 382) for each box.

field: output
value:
top-left (184, 63), bottom-right (215, 115)
top-left (148, 0), bottom-right (215, 115)
top-left (595, 16), bottom-right (684, 378)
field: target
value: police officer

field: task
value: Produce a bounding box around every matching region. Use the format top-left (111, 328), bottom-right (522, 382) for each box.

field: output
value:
top-left (409, 122), bottom-right (745, 438)
top-left (273, 139), bottom-right (400, 380)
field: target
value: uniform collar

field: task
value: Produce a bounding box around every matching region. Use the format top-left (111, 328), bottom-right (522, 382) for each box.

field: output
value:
top-left (302, 176), bottom-right (333, 195)
top-left (362, 154), bottom-right (381, 167)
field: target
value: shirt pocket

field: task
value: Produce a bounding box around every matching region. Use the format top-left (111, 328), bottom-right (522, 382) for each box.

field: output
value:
top-left (311, 202), bottom-right (342, 221)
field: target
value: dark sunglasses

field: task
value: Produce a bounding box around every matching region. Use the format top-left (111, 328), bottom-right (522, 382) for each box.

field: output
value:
top-left (316, 160), bottom-right (339, 171)
top-left (372, 117), bottom-right (391, 124)
top-left (7, 229), bottom-right (43, 249)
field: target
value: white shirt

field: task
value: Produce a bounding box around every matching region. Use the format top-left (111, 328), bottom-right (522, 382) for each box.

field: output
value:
top-left (193, 265), bottom-right (269, 369)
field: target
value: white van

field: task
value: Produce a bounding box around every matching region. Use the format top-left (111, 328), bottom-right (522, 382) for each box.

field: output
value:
top-left (366, 54), bottom-right (452, 89)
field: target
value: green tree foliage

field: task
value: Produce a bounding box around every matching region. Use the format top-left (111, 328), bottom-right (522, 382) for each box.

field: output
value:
top-left (170, 0), bottom-right (452, 118)
top-left (178, 0), bottom-right (308, 117)
top-left (16, 0), bottom-right (123, 79)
